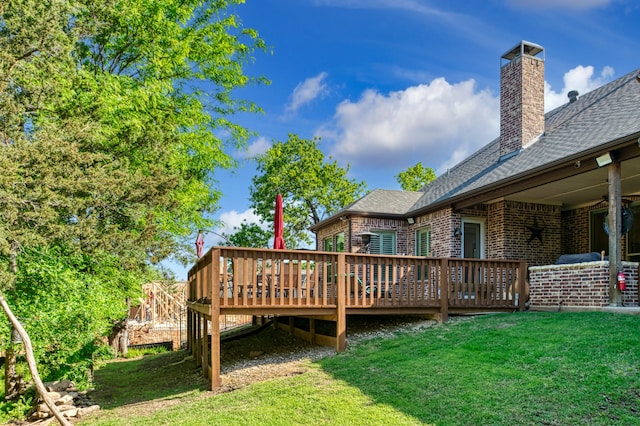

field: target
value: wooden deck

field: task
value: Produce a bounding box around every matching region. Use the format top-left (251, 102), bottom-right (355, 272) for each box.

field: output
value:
top-left (187, 247), bottom-right (528, 388)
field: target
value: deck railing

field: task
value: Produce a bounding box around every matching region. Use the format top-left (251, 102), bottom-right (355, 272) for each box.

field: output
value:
top-left (187, 247), bottom-right (527, 388)
top-left (187, 247), bottom-right (527, 311)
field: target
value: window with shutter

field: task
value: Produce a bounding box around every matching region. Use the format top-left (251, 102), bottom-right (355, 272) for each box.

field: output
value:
top-left (370, 232), bottom-right (395, 283)
top-left (416, 228), bottom-right (430, 256)
top-left (370, 232), bottom-right (396, 255)
top-left (416, 228), bottom-right (431, 281)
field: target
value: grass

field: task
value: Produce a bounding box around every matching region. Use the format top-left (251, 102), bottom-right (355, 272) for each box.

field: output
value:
top-left (30, 312), bottom-right (640, 425)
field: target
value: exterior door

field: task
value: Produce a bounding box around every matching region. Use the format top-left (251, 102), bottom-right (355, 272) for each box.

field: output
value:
top-left (462, 220), bottom-right (483, 259)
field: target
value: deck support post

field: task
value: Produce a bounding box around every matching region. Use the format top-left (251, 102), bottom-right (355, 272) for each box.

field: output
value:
top-left (186, 309), bottom-right (192, 354)
top-left (193, 312), bottom-right (202, 366)
top-left (310, 318), bottom-right (316, 344)
top-left (608, 161), bottom-right (623, 306)
top-left (336, 253), bottom-right (347, 352)
top-left (210, 250), bottom-right (221, 389)
top-left (440, 258), bottom-right (449, 322)
top-left (202, 316), bottom-right (209, 379)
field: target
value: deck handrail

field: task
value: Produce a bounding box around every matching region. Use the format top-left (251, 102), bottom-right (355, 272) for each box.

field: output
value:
top-left (187, 247), bottom-right (528, 388)
top-left (187, 247), bottom-right (527, 311)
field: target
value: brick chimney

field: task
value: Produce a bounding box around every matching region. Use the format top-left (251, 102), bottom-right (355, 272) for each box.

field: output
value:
top-left (500, 41), bottom-right (545, 159)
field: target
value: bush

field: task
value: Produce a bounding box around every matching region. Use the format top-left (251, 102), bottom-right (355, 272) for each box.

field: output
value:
top-left (2, 246), bottom-right (149, 386)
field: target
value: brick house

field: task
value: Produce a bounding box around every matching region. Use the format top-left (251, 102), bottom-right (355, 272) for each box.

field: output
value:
top-left (310, 41), bottom-right (640, 308)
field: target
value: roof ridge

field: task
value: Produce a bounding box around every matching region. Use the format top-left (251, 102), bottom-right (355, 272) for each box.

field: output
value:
top-left (544, 68), bottom-right (639, 135)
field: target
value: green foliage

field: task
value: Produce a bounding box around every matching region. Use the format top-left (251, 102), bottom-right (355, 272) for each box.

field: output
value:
top-left (0, 0), bottom-right (268, 273)
top-left (0, 390), bottom-right (35, 423)
top-left (0, 0), bottom-right (267, 395)
top-left (395, 162), bottom-right (436, 191)
top-left (250, 134), bottom-right (367, 247)
top-left (0, 247), bottom-right (144, 385)
top-left (124, 346), bottom-right (169, 359)
top-left (221, 221), bottom-right (272, 248)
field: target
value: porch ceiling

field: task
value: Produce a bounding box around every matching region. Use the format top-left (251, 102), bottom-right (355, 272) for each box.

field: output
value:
top-left (503, 155), bottom-right (640, 209)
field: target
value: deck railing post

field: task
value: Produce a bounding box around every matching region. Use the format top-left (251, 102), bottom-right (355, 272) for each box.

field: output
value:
top-left (440, 258), bottom-right (449, 322)
top-left (518, 261), bottom-right (528, 311)
top-left (210, 249), bottom-right (221, 389)
top-left (336, 253), bottom-right (347, 352)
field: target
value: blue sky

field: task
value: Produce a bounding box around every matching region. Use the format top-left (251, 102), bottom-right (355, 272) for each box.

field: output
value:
top-left (167, 0), bottom-right (640, 279)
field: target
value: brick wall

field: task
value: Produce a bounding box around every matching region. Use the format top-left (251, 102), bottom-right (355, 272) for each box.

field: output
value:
top-left (500, 55), bottom-right (545, 158)
top-left (481, 200), bottom-right (561, 265)
top-left (321, 217), bottom-right (410, 254)
top-left (529, 261), bottom-right (639, 308)
top-left (316, 220), bottom-right (350, 251)
top-left (499, 201), bottom-right (560, 266)
top-left (562, 206), bottom-right (591, 254)
top-left (414, 208), bottom-right (456, 257)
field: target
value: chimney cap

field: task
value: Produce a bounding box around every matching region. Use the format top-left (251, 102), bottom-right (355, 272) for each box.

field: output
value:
top-left (501, 40), bottom-right (544, 62)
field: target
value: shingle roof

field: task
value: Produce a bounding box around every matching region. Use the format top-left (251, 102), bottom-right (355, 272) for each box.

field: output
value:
top-left (312, 67), bottom-right (640, 230)
top-left (410, 68), bottom-right (640, 212)
top-left (344, 188), bottom-right (423, 215)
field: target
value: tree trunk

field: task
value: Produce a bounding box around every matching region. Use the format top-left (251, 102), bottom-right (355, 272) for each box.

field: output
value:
top-left (119, 328), bottom-right (128, 357)
top-left (108, 320), bottom-right (128, 357)
top-left (0, 293), bottom-right (72, 426)
top-left (4, 326), bottom-right (26, 401)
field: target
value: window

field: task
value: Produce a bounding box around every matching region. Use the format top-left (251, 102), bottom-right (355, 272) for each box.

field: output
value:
top-left (416, 228), bottom-right (431, 256)
top-left (370, 232), bottom-right (396, 255)
top-left (590, 209), bottom-right (608, 254)
top-left (370, 231), bottom-right (396, 282)
top-left (626, 204), bottom-right (640, 261)
top-left (416, 227), bottom-right (431, 282)
top-left (323, 237), bottom-right (333, 252)
top-left (336, 233), bottom-right (345, 252)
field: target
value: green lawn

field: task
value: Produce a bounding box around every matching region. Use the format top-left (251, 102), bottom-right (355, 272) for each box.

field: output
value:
top-left (71, 312), bottom-right (640, 425)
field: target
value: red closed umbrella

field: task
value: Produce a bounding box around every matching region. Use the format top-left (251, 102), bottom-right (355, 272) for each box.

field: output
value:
top-left (195, 231), bottom-right (205, 258)
top-left (273, 194), bottom-right (286, 250)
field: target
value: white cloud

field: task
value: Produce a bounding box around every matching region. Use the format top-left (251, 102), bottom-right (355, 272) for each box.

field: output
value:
top-left (236, 136), bottom-right (271, 159)
top-left (325, 77), bottom-right (499, 174)
top-left (324, 65), bottom-right (616, 176)
top-left (206, 209), bottom-right (263, 245)
top-left (284, 72), bottom-right (329, 116)
top-left (544, 65), bottom-right (615, 111)
top-left (506, 0), bottom-right (611, 10)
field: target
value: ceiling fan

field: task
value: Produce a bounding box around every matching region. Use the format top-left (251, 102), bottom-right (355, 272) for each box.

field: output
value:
top-left (589, 194), bottom-right (637, 209)
top-left (591, 195), bottom-right (636, 235)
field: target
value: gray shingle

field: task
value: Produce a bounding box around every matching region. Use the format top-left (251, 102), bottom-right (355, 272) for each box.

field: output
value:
top-left (410, 68), bottom-right (640, 212)
top-left (346, 189), bottom-right (423, 215)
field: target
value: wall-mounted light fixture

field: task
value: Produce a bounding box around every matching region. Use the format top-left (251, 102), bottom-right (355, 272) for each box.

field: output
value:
top-left (339, 215), bottom-right (348, 222)
top-left (358, 231), bottom-right (378, 245)
top-left (595, 152), bottom-right (613, 167)
top-left (453, 227), bottom-right (462, 238)
top-left (358, 231), bottom-right (378, 253)
top-left (407, 217), bottom-right (415, 224)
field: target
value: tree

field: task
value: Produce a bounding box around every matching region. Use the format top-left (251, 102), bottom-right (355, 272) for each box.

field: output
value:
top-left (221, 221), bottom-right (272, 248)
top-left (395, 162), bottom-right (436, 191)
top-left (0, 0), bottom-right (266, 415)
top-left (250, 134), bottom-right (367, 248)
